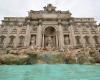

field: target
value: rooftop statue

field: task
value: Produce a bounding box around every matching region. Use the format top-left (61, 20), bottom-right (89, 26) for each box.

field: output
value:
top-left (43, 4), bottom-right (56, 12)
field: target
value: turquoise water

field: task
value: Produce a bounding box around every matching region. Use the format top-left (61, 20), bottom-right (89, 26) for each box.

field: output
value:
top-left (0, 64), bottom-right (100, 80)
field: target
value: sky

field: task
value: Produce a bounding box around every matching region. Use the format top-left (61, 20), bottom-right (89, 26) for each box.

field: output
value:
top-left (0, 0), bottom-right (100, 24)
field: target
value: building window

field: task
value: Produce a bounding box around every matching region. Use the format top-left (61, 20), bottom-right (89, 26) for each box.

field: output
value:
top-left (93, 36), bottom-right (99, 44)
top-left (82, 28), bottom-right (88, 34)
top-left (0, 36), bottom-right (5, 48)
top-left (11, 29), bottom-right (17, 34)
top-left (20, 29), bottom-right (26, 34)
top-left (2, 28), bottom-right (8, 34)
top-left (8, 36), bottom-right (15, 48)
top-left (84, 36), bottom-right (90, 44)
top-left (18, 36), bottom-right (25, 47)
top-left (91, 27), bottom-right (97, 34)
top-left (75, 36), bottom-right (81, 44)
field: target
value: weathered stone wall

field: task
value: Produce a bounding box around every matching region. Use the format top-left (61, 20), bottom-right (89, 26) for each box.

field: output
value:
top-left (0, 4), bottom-right (100, 52)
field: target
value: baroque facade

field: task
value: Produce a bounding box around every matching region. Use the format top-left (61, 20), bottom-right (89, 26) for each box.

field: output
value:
top-left (0, 4), bottom-right (100, 51)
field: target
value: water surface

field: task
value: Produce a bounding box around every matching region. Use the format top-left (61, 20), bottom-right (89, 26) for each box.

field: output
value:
top-left (0, 64), bottom-right (100, 80)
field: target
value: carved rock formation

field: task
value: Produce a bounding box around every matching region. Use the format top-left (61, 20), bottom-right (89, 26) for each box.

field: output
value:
top-left (0, 47), bottom-right (100, 65)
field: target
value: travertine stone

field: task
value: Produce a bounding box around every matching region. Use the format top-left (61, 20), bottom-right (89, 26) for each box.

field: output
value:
top-left (0, 4), bottom-right (100, 51)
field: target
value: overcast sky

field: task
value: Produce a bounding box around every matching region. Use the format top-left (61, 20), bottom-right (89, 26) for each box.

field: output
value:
top-left (0, 0), bottom-right (100, 24)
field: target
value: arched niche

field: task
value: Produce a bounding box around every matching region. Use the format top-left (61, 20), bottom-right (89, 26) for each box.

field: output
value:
top-left (44, 26), bottom-right (56, 48)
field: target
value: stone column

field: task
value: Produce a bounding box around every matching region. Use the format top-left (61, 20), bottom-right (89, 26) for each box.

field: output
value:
top-left (80, 26), bottom-right (85, 47)
top-left (56, 34), bottom-right (58, 49)
top-left (42, 34), bottom-right (44, 48)
top-left (87, 26), bottom-right (95, 47)
top-left (14, 35), bottom-right (19, 48)
top-left (25, 20), bottom-right (31, 47)
top-left (69, 25), bottom-right (76, 48)
top-left (14, 26), bottom-right (20, 48)
top-left (58, 19), bottom-right (64, 51)
top-left (4, 26), bottom-right (10, 48)
top-left (36, 19), bottom-right (42, 48)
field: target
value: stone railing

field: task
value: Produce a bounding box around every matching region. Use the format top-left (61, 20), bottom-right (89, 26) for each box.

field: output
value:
top-left (74, 18), bottom-right (95, 22)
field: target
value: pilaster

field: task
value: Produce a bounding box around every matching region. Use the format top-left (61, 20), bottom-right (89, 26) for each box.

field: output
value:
top-left (25, 20), bottom-right (31, 47)
top-left (58, 19), bottom-right (64, 50)
top-left (36, 19), bottom-right (42, 48)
